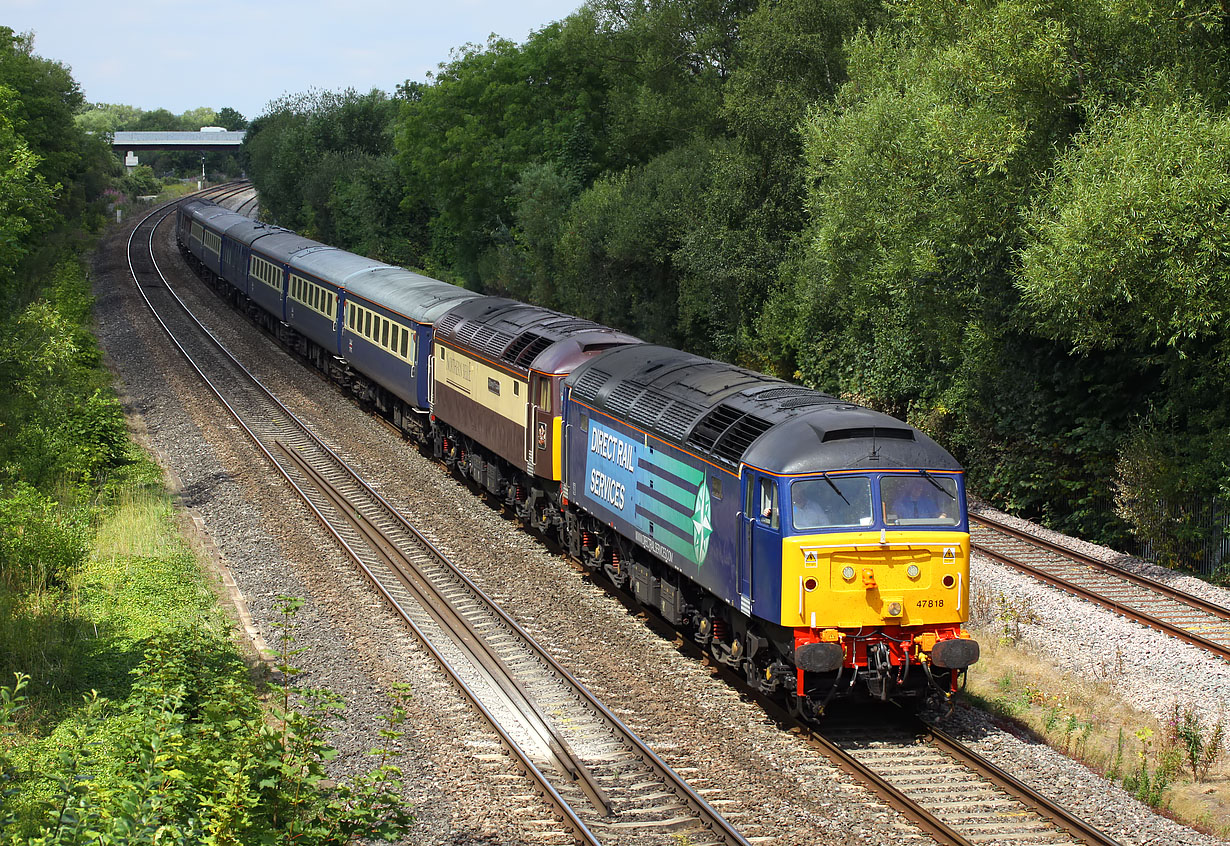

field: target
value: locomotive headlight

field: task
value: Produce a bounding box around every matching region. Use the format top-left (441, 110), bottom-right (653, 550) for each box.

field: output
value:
top-left (907, 564), bottom-right (920, 579)
top-left (842, 566), bottom-right (855, 581)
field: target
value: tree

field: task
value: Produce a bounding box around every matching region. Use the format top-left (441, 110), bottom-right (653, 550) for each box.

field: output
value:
top-left (217, 106), bottom-right (248, 130)
top-left (0, 85), bottom-right (54, 290)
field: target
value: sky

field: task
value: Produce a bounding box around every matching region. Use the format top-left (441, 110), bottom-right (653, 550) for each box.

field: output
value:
top-left (4, 0), bottom-right (584, 121)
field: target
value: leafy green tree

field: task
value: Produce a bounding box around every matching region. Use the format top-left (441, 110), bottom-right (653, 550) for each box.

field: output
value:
top-left (215, 106), bottom-right (247, 130)
top-left (397, 19), bottom-right (610, 280)
top-left (1020, 95), bottom-right (1230, 556)
top-left (0, 86), bottom-right (54, 285)
top-left (0, 28), bottom-right (113, 289)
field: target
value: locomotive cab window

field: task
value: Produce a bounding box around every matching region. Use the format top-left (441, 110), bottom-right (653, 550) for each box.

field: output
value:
top-left (791, 476), bottom-right (873, 530)
top-left (755, 477), bottom-right (779, 530)
top-left (710, 475), bottom-right (722, 500)
top-left (538, 378), bottom-right (552, 412)
top-left (881, 475), bottom-right (960, 527)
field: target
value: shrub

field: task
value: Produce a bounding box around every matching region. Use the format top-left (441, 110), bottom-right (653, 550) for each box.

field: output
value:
top-left (0, 484), bottom-right (88, 593)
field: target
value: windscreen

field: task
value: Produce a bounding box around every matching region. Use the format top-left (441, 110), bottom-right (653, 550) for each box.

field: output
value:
top-left (881, 475), bottom-right (961, 526)
top-left (791, 476), bottom-right (873, 530)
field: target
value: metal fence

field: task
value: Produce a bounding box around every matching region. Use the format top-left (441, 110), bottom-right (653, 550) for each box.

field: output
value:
top-left (1136, 499), bottom-right (1230, 577)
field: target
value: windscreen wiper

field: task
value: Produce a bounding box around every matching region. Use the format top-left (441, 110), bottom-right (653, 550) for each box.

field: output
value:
top-left (919, 469), bottom-right (957, 500)
top-left (821, 471), bottom-right (851, 505)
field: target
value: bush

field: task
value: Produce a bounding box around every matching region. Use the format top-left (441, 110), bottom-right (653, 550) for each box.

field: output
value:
top-left (0, 484), bottom-right (88, 593)
top-left (2, 610), bottom-right (414, 845)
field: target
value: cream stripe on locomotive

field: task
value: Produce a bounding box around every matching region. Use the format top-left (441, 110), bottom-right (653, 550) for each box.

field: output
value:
top-left (347, 301), bottom-right (415, 364)
top-left (250, 254), bottom-right (283, 293)
top-left (433, 343), bottom-right (526, 424)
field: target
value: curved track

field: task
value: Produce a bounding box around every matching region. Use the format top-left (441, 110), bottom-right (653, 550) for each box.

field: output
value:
top-left (128, 196), bottom-right (750, 846)
top-left (971, 513), bottom-right (1230, 661)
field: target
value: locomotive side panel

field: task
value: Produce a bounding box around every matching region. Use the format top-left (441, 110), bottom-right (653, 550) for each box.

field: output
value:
top-left (433, 342), bottom-right (530, 471)
top-left (566, 401), bottom-right (741, 607)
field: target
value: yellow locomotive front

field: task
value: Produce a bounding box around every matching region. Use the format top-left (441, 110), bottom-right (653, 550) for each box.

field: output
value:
top-left (778, 471), bottom-right (979, 708)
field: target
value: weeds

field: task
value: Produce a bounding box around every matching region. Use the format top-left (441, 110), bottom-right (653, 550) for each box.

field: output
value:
top-left (0, 600), bottom-right (414, 845)
top-left (1164, 702), bottom-right (1226, 783)
top-left (991, 594), bottom-right (1041, 644)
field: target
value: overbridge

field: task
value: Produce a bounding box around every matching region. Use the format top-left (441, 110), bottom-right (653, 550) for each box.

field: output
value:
top-left (111, 130), bottom-right (246, 152)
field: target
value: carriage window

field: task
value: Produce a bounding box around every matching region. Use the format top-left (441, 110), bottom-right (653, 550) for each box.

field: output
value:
top-left (381, 319), bottom-right (389, 347)
top-left (400, 329), bottom-right (409, 358)
top-left (364, 311), bottom-right (372, 338)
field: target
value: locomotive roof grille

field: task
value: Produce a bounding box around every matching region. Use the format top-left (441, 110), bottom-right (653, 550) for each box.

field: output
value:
top-left (605, 382), bottom-right (643, 418)
top-left (511, 334), bottom-right (553, 366)
top-left (572, 369), bottom-right (610, 402)
top-left (437, 312), bottom-right (464, 334)
top-left (503, 331), bottom-right (542, 364)
top-left (747, 386), bottom-right (814, 401)
top-left (656, 399), bottom-right (703, 441)
top-left (779, 396), bottom-right (831, 410)
top-left (601, 380), bottom-right (702, 442)
top-left (716, 413), bottom-right (774, 463)
top-left (624, 386), bottom-right (673, 432)
top-left (685, 404), bottom-right (774, 465)
top-left (458, 322), bottom-right (516, 358)
top-left (821, 427), bottom-right (915, 443)
top-left (688, 404), bottom-right (742, 452)
top-left (545, 318), bottom-right (604, 332)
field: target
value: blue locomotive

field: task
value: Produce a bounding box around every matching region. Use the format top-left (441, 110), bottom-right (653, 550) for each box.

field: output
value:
top-left (177, 197), bottom-right (979, 715)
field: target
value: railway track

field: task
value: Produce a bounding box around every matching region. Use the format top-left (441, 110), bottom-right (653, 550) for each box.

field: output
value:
top-left (810, 705), bottom-right (1122, 846)
top-left (127, 198), bottom-right (751, 846)
top-left (970, 513), bottom-right (1230, 661)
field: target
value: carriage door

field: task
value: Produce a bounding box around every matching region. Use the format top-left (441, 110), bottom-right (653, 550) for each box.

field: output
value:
top-left (739, 473), bottom-right (779, 616)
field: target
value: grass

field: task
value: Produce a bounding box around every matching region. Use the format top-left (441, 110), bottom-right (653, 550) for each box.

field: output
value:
top-left (962, 622), bottom-right (1230, 838)
top-left (4, 465), bottom-right (233, 750)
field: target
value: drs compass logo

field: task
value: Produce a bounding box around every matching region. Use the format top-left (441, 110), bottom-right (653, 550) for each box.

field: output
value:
top-left (691, 482), bottom-right (712, 565)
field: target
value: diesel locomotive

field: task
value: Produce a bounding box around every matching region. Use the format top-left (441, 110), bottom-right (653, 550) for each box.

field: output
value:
top-left (177, 196), bottom-right (979, 716)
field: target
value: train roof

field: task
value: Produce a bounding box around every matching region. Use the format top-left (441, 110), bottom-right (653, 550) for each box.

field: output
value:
top-left (342, 267), bottom-right (481, 325)
top-left (240, 225), bottom-right (323, 260)
top-left (434, 297), bottom-right (641, 375)
top-left (566, 345), bottom-right (960, 475)
top-left (183, 199), bottom-right (251, 234)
